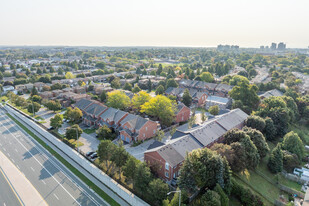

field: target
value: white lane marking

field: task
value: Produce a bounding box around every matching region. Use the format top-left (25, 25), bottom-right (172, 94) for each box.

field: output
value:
top-left (3, 148), bottom-right (6, 152)
top-left (15, 148), bottom-right (18, 153)
top-left (7, 153), bottom-right (10, 157)
top-left (42, 180), bottom-right (46, 185)
top-left (9, 141), bottom-right (12, 145)
top-left (16, 165), bottom-right (20, 170)
top-left (1, 110), bottom-right (103, 206)
top-left (0, 143), bottom-right (2, 146)
top-left (11, 159), bottom-right (15, 163)
top-left (30, 167), bottom-right (35, 172)
top-left (4, 202), bottom-right (6, 206)
top-left (53, 193), bottom-right (59, 200)
top-left (0, 118), bottom-right (82, 206)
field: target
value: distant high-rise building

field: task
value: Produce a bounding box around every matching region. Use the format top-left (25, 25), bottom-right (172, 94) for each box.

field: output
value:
top-left (271, 43), bottom-right (277, 50)
top-left (217, 44), bottom-right (239, 51)
top-left (277, 42), bottom-right (286, 50)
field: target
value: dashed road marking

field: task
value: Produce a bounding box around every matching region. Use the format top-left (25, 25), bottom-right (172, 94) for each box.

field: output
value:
top-left (30, 167), bottom-right (35, 172)
top-left (54, 193), bottom-right (59, 200)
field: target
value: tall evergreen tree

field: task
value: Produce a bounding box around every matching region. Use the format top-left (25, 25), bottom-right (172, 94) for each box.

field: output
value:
top-left (182, 88), bottom-right (192, 107)
top-left (268, 144), bottom-right (283, 173)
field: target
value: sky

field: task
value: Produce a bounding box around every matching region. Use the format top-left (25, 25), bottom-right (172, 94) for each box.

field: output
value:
top-left (0, 0), bottom-right (308, 48)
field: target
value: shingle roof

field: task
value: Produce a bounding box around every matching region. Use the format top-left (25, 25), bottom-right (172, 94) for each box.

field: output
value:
top-left (99, 107), bottom-right (118, 120)
top-left (74, 98), bottom-right (94, 110)
top-left (259, 89), bottom-right (283, 98)
top-left (215, 108), bottom-right (248, 130)
top-left (206, 96), bottom-right (231, 104)
top-left (120, 114), bottom-right (148, 130)
top-left (84, 103), bottom-right (107, 116)
top-left (154, 135), bottom-right (201, 167)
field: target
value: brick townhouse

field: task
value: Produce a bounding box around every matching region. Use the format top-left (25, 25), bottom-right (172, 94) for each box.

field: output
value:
top-left (144, 108), bottom-right (248, 182)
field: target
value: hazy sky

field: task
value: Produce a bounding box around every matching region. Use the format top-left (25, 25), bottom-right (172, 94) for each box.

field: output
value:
top-left (0, 0), bottom-right (308, 48)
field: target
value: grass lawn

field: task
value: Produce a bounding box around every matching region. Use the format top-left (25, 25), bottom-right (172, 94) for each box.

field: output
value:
top-left (83, 128), bottom-right (96, 134)
top-left (290, 122), bottom-right (309, 145)
top-left (7, 113), bottom-right (119, 206)
top-left (235, 170), bottom-right (280, 205)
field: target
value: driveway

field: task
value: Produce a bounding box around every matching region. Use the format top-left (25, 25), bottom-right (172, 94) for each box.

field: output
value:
top-left (124, 139), bottom-right (155, 161)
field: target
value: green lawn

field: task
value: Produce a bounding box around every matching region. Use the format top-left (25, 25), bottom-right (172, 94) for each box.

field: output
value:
top-left (7, 113), bottom-right (119, 206)
top-left (83, 128), bottom-right (96, 134)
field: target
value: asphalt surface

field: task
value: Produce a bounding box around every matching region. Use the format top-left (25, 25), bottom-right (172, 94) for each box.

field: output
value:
top-left (0, 109), bottom-right (108, 206)
top-left (0, 168), bottom-right (22, 206)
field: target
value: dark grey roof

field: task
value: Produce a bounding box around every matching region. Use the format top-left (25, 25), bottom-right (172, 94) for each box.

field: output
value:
top-left (147, 140), bottom-right (165, 150)
top-left (188, 120), bottom-right (227, 147)
top-left (215, 84), bottom-right (233, 92)
top-left (74, 98), bottom-right (94, 110)
top-left (215, 108), bottom-right (248, 130)
top-left (155, 135), bottom-right (201, 167)
top-left (120, 114), bottom-right (148, 130)
top-left (99, 107), bottom-right (118, 120)
top-left (114, 110), bottom-right (128, 123)
top-left (84, 103), bottom-right (107, 116)
top-left (259, 89), bottom-right (283, 98)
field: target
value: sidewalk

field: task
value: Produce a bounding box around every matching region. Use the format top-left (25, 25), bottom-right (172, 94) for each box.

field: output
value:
top-left (0, 150), bottom-right (48, 206)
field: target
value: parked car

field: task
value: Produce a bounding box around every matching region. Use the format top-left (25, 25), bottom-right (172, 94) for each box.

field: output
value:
top-left (171, 178), bottom-right (178, 187)
top-left (90, 152), bottom-right (97, 159)
top-left (47, 126), bottom-right (54, 130)
top-left (86, 151), bottom-right (95, 157)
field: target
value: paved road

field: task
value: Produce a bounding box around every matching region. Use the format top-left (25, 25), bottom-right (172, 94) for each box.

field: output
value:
top-left (0, 109), bottom-right (108, 206)
top-left (0, 168), bottom-right (22, 206)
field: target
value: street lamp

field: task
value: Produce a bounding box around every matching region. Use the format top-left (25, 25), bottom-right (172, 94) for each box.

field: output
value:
top-left (167, 190), bottom-right (181, 206)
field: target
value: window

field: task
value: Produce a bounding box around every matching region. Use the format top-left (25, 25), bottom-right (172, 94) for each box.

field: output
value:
top-left (182, 116), bottom-right (184, 121)
top-left (143, 133), bottom-right (145, 137)
top-left (146, 127), bottom-right (148, 131)
top-left (165, 172), bottom-right (169, 178)
top-left (153, 129), bottom-right (156, 135)
top-left (165, 162), bottom-right (169, 170)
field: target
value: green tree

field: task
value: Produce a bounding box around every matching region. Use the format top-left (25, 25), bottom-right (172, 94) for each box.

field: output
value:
top-left (154, 130), bottom-right (165, 141)
top-left (200, 72), bottom-right (214, 83)
top-left (100, 90), bottom-right (107, 102)
top-left (264, 117), bottom-right (276, 141)
top-left (27, 102), bottom-right (41, 115)
top-left (182, 88), bottom-right (192, 107)
top-left (46, 100), bottom-right (62, 112)
top-left (50, 114), bottom-right (63, 130)
top-left (106, 90), bottom-right (130, 110)
top-left (123, 156), bottom-right (139, 183)
top-left (132, 85), bottom-right (141, 93)
top-left (31, 95), bottom-right (42, 103)
top-left (156, 64), bottom-right (163, 75)
top-left (141, 95), bottom-right (176, 126)
top-left (229, 82), bottom-right (259, 113)
top-left (111, 78), bottom-right (121, 89)
top-left (267, 144), bottom-right (283, 173)
top-left (31, 86), bottom-right (38, 96)
top-left (245, 115), bottom-right (266, 132)
top-left (282, 131), bottom-right (304, 160)
top-left (65, 124), bottom-right (82, 140)
top-left (209, 105), bottom-right (219, 115)
top-left (97, 140), bottom-right (116, 172)
top-left (179, 147), bottom-right (231, 194)
top-left (133, 163), bottom-right (152, 199)
top-left (155, 85), bottom-right (165, 95)
top-left (147, 79), bottom-right (152, 92)
top-left (123, 82), bottom-right (132, 91)
top-left (166, 79), bottom-right (178, 88)
top-left (97, 125), bottom-right (115, 140)
top-left (111, 142), bottom-right (129, 180)
top-left (243, 127), bottom-right (269, 158)
top-left (148, 179), bottom-right (169, 206)
top-left (229, 75), bottom-right (249, 86)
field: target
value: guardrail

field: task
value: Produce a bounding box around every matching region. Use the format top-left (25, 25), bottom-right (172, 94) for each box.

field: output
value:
top-left (5, 104), bottom-right (149, 206)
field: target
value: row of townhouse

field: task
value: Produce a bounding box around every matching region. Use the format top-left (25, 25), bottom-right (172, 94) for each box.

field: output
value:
top-left (73, 99), bottom-right (158, 143)
top-left (144, 108), bottom-right (248, 182)
top-left (166, 87), bottom-right (233, 109)
top-left (178, 79), bottom-right (234, 97)
top-left (165, 87), bottom-right (208, 107)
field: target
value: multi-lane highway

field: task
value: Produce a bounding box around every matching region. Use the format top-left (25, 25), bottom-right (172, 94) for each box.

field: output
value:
top-left (0, 108), bottom-right (109, 206)
top-left (0, 168), bottom-right (22, 206)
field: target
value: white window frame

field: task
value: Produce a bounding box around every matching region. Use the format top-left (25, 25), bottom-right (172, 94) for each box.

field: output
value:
top-left (165, 162), bottom-right (169, 170)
